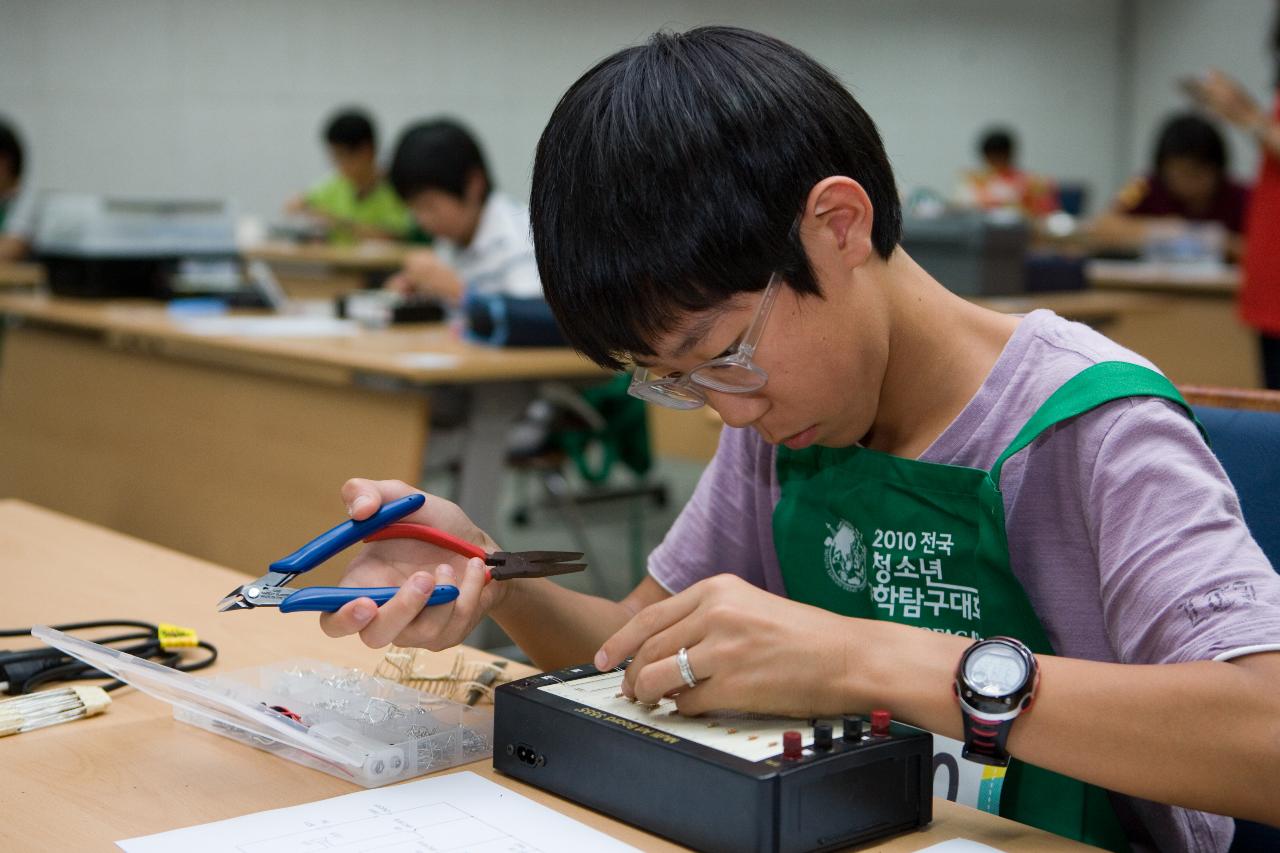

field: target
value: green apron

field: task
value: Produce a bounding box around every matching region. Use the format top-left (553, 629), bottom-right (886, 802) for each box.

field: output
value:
top-left (773, 361), bottom-right (1205, 851)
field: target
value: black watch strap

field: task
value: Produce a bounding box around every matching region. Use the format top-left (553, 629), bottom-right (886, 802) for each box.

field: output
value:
top-left (960, 712), bottom-right (1014, 766)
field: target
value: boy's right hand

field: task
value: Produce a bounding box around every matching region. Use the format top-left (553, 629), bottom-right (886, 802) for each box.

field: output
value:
top-left (319, 479), bottom-right (509, 650)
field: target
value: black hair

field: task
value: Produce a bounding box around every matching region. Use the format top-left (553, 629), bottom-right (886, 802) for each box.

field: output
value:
top-left (979, 128), bottom-right (1015, 162)
top-left (0, 118), bottom-right (23, 180)
top-left (323, 109), bottom-right (376, 150)
top-left (530, 26), bottom-right (902, 370)
top-left (1153, 113), bottom-right (1228, 176)
top-left (388, 118), bottom-right (490, 201)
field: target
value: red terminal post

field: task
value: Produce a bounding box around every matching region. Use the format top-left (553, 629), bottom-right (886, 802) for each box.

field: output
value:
top-left (870, 709), bottom-right (892, 736)
top-left (782, 730), bottom-right (803, 759)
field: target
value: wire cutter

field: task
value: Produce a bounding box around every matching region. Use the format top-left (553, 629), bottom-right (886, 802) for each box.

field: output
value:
top-left (216, 493), bottom-right (586, 613)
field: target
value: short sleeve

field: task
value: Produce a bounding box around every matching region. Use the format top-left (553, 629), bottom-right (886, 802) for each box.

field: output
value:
top-left (491, 202), bottom-right (541, 298)
top-left (647, 426), bottom-right (774, 594)
top-left (457, 197), bottom-right (544, 299)
top-left (1087, 399), bottom-right (1280, 664)
top-left (303, 178), bottom-right (327, 206)
top-left (497, 255), bottom-right (543, 299)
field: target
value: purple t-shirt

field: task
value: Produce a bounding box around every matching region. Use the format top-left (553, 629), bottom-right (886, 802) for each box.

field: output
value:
top-left (648, 309), bottom-right (1280, 853)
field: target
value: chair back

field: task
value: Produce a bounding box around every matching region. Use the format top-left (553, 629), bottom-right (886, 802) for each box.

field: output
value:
top-left (1055, 181), bottom-right (1090, 216)
top-left (1183, 386), bottom-right (1280, 572)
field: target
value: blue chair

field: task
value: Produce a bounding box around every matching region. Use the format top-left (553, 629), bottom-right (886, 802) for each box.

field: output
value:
top-left (1187, 387), bottom-right (1280, 571)
top-left (1185, 386), bottom-right (1280, 852)
top-left (1055, 182), bottom-right (1090, 217)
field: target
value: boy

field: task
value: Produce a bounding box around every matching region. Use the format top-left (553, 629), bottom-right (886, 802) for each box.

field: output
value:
top-left (956, 126), bottom-right (1058, 216)
top-left (321, 28), bottom-right (1280, 852)
top-left (285, 108), bottom-right (412, 244)
top-left (383, 118), bottom-right (542, 304)
top-left (0, 117), bottom-right (32, 260)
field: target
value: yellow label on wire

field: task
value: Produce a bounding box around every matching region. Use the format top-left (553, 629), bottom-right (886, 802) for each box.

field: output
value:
top-left (157, 623), bottom-right (199, 649)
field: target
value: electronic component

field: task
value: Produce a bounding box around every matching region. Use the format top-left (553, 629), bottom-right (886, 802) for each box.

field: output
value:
top-left (494, 665), bottom-right (932, 852)
top-left (0, 686), bottom-right (111, 736)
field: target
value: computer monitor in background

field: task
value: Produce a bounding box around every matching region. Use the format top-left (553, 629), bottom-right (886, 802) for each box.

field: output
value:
top-left (33, 192), bottom-right (241, 300)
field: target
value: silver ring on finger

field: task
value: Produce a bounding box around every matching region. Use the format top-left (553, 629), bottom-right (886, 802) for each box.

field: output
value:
top-left (676, 646), bottom-right (698, 689)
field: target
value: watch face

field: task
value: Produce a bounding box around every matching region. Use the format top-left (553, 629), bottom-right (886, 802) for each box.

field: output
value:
top-left (964, 643), bottom-right (1028, 697)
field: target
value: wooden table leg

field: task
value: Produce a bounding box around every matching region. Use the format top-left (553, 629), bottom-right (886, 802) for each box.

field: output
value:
top-left (454, 381), bottom-right (534, 536)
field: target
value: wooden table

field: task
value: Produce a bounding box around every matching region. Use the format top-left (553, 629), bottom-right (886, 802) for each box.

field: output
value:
top-left (1085, 260), bottom-right (1257, 387)
top-left (0, 295), bottom-right (603, 586)
top-left (0, 260), bottom-right (43, 289)
top-left (242, 241), bottom-right (411, 299)
top-left (0, 500), bottom-right (1095, 851)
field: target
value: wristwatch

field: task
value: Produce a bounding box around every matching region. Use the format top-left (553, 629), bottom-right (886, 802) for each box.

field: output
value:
top-left (953, 636), bottom-right (1039, 766)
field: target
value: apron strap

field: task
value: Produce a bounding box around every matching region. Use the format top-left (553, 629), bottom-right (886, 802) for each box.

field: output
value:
top-left (990, 361), bottom-right (1207, 486)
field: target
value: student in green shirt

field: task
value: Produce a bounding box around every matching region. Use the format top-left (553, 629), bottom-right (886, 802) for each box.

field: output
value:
top-left (285, 109), bottom-right (412, 244)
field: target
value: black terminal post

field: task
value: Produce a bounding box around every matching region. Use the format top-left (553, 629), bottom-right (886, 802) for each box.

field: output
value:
top-left (813, 721), bottom-right (833, 750)
top-left (843, 715), bottom-right (865, 742)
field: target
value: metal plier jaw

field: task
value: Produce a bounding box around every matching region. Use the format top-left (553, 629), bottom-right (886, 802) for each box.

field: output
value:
top-left (217, 571), bottom-right (299, 611)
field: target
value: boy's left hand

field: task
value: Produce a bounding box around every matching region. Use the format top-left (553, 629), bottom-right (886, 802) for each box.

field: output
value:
top-left (595, 574), bottom-right (865, 717)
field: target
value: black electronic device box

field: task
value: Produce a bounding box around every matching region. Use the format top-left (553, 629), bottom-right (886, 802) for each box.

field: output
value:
top-left (493, 664), bottom-right (932, 853)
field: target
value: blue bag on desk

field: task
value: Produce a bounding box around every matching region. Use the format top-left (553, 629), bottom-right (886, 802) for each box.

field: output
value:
top-left (463, 293), bottom-right (567, 347)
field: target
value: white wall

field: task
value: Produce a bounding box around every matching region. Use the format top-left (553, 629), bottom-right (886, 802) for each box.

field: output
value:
top-left (1, 0), bottom-right (1130, 218)
top-left (1128, 0), bottom-right (1274, 184)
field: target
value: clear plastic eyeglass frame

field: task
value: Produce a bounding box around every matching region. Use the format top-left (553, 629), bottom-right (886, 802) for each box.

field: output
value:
top-left (628, 271), bottom-right (783, 410)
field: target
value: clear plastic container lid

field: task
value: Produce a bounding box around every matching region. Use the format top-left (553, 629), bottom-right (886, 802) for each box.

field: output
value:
top-left (33, 625), bottom-right (361, 767)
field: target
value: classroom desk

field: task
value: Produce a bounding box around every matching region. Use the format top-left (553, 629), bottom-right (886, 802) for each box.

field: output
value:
top-left (242, 241), bottom-right (411, 299)
top-left (0, 499), bottom-right (1096, 852)
top-left (1086, 259), bottom-right (1241, 295)
top-left (0, 294), bottom-right (603, 586)
top-left (1085, 260), bottom-right (1258, 387)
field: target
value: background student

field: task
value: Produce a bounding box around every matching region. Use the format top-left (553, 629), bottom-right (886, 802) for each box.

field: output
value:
top-left (1088, 112), bottom-right (1249, 258)
top-left (285, 108), bottom-right (413, 245)
top-left (384, 118), bottom-right (542, 305)
top-left (954, 126), bottom-right (1058, 216)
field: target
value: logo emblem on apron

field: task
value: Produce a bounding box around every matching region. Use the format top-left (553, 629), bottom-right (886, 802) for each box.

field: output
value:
top-left (824, 520), bottom-right (868, 592)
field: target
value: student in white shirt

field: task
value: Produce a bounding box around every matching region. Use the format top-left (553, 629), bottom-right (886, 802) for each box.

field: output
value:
top-left (385, 119), bottom-right (542, 303)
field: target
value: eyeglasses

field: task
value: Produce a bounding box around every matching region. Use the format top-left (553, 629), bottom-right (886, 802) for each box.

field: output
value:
top-left (628, 271), bottom-right (782, 410)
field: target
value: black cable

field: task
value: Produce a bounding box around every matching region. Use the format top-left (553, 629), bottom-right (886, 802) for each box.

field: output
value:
top-left (0, 619), bottom-right (160, 637)
top-left (0, 620), bottom-right (218, 694)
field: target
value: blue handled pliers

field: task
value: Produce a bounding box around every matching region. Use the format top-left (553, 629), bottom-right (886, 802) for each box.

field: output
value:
top-left (216, 493), bottom-right (585, 614)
